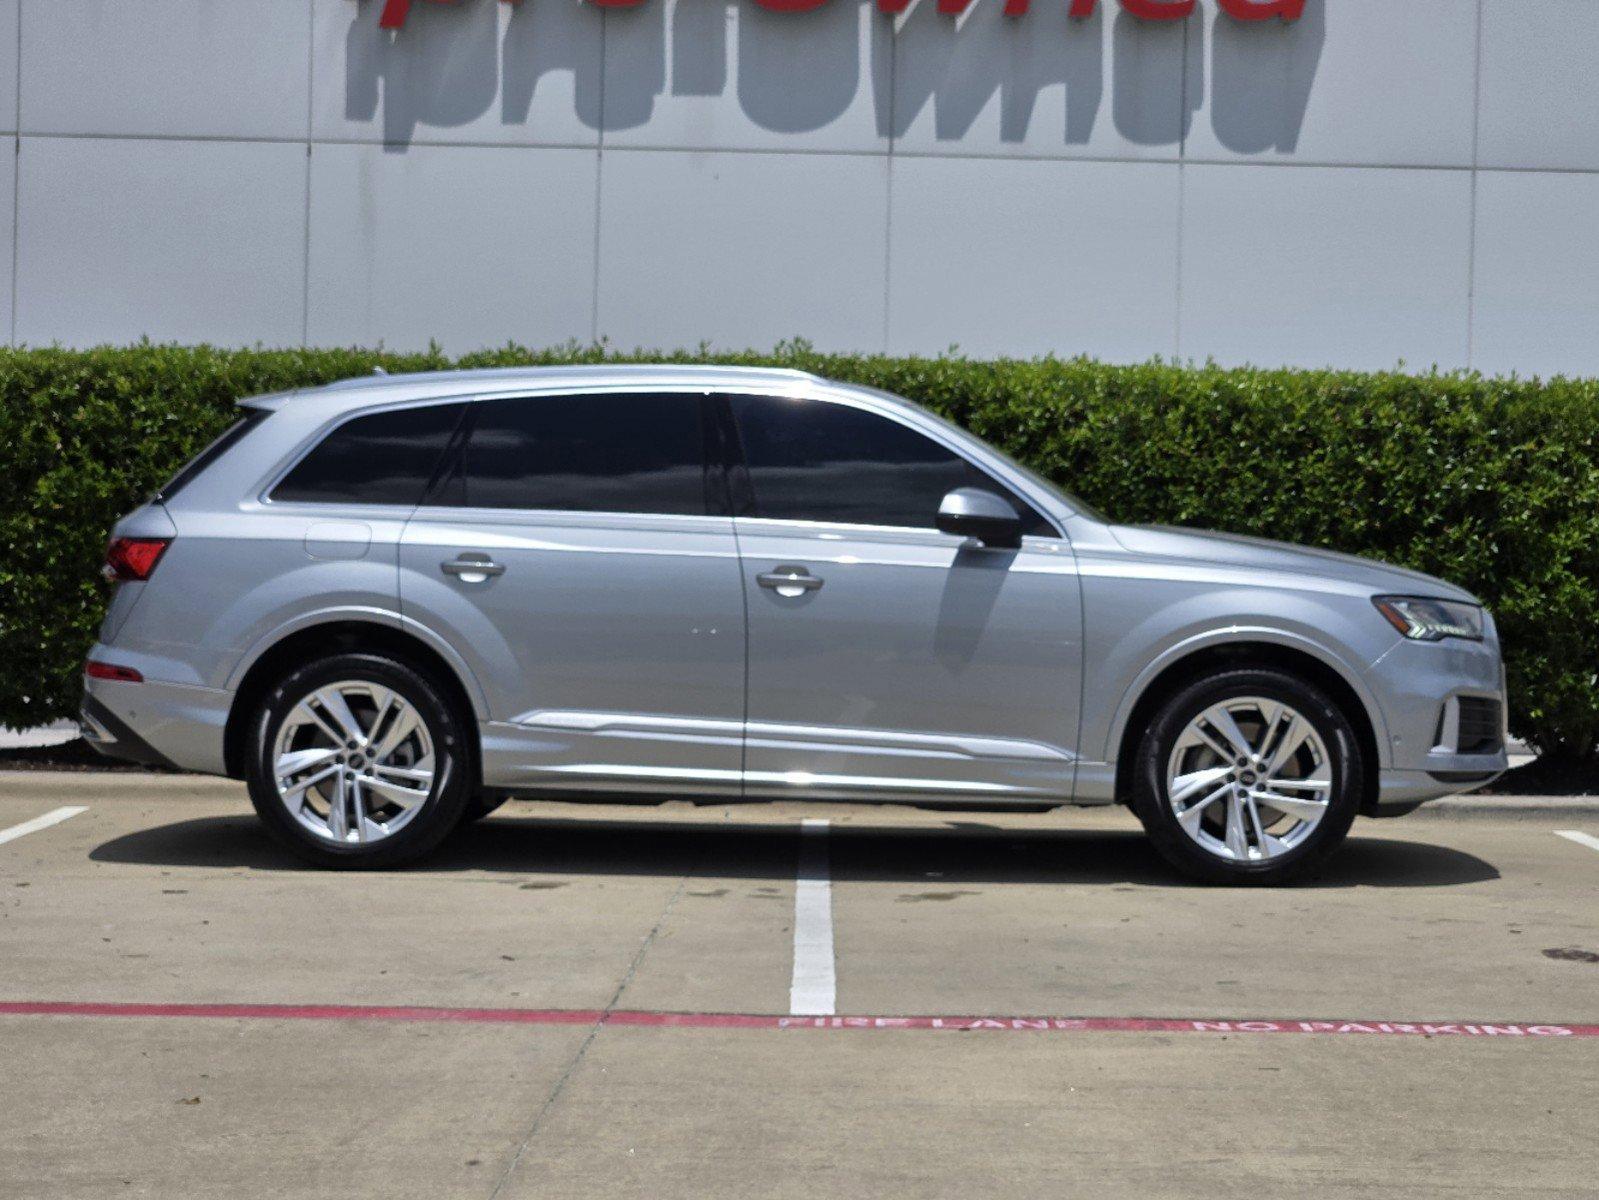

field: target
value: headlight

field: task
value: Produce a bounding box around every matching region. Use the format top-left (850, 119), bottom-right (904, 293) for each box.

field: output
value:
top-left (1373, 595), bottom-right (1484, 642)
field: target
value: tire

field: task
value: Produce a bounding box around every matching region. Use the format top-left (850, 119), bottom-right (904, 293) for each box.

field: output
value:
top-left (462, 791), bottom-right (510, 823)
top-left (1130, 667), bottom-right (1363, 885)
top-left (246, 652), bottom-right (474, 869)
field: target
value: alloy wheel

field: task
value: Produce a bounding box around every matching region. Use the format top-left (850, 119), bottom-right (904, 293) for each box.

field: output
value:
top-left (271, 680), bottom-right (437, 845)
top-left (1164, 695), bottom-right (1333, 863)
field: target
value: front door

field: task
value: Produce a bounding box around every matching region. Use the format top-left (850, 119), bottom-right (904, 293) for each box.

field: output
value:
top-left (399, 390), bottom-right (746, 795)
top-left (725, 393), bottom-right (1084, 803)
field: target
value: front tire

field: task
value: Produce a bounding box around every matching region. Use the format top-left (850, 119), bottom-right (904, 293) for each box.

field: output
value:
top-left (463, 791), bottom-right (510, 823)
top-left (246, 652), bottom-right (473, 869)
top-left (1131, 667), bottom-right (1363, 885)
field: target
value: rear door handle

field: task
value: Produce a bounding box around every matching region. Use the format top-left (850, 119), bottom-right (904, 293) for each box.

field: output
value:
top-left (441, 553), bottom-right (505, 583)
top-left (756, 565), bottom-right (824, 597)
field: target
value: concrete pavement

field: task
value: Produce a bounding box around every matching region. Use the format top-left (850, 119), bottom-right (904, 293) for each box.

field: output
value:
top-left (0, 773), bottom-right (1595, 1198)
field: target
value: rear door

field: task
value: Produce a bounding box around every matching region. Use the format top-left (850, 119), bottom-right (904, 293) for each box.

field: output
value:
top-left (398, 390), bottom-right (747, 795)
top-left (725, 392), bottom-right (1084, 803)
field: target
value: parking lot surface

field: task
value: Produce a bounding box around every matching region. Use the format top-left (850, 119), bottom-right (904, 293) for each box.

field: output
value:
top-left (1, 771), bottom-right (1596, 1199)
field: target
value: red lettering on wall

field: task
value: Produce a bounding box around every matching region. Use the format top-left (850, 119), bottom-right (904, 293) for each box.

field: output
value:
top-left (369, 0), bottom-right (1305, 29)
top-left (1117, 0), bottom-right (1197, 18)
top-left (1063, 0), bottom-right (1195, 16)
top-left (378, 0), bottom-right (413, 28)
top-left (1217, 0), bottom-right (1305, 19)
top-left (378, 0), bottom-right (519, 30)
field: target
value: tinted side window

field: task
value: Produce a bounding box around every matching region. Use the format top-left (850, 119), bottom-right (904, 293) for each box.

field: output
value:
top-left (442, 393), bottom-right (709, 516)
top-left (272, 403), bottom-right (466, 506)
top-left (728, 395), bottom-right (1050, 534)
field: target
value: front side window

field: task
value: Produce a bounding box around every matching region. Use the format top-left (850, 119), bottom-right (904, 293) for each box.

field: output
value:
top-left (436, 392), bottom-right (711, 516)
top-left (271, 403), bottom-right (466, 506)
top-left (728, 395), bottom-right (1051, 534)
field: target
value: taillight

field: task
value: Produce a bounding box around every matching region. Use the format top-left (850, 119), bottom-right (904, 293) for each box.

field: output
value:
top-left (103, 537), bottom-right (171, 582)
top-left (85, 660), bottom-right (143, 683)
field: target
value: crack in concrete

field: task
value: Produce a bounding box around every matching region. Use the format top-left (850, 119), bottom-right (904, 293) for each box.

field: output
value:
top-left (486, 872), bottom-right (690, 1200)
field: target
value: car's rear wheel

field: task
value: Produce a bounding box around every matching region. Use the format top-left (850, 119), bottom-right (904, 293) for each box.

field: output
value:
top-left (246, 652), bottom-right (472, 868)
top-left (1131, 667), bottom-right (1363, 885)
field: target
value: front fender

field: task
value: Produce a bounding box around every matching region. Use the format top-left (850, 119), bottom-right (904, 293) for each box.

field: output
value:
top-left (1100, 624), bottom-right (1393, 772)
top-left (1073, 561), bottom-right (1399, 782)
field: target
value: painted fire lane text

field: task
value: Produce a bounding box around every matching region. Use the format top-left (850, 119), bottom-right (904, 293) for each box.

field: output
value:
top-left (773, 1017), bottom-right (1586, 1036)
top-left (2, 1003), bottom-right (1591, 1039)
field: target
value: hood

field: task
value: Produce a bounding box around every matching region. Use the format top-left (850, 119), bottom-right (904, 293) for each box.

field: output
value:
top-left (1107, 525), bottom-right (1480, 604)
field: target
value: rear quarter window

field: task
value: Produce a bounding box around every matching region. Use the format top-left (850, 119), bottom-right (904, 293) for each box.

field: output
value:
top-left (157, 409), bottom-right (269, 501)
top-left (272, 403), bottom-right (467, 506)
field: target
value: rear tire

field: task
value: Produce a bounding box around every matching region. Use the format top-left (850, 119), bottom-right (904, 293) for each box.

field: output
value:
top-left (1130, 667), bottom-right (1363, 885)
top-left (246, 652), bottom-right (473, 869)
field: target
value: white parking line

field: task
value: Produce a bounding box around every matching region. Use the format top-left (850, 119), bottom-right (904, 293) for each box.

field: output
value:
top-left (0, 806), bottom-right (88, 847)
top-left (790, 818), bottom-right (837, 1017)
top-left (1554, 830), bottom-right (1599, 856)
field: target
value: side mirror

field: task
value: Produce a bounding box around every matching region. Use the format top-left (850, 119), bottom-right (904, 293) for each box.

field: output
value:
top-left (936, 487), bottom-right (1023, 550)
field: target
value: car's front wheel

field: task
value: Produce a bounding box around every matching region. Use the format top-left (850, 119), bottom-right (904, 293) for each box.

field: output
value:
top-left (463, 791), bottom-right (510, 823)
top-left (1131, 667), bottom-right (1363, 885)
top-left (246, 652), bottom-right (473, 868)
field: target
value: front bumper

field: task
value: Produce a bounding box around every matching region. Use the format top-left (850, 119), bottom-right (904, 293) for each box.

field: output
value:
top-left (1365, 766), bottom-right (1506, 816)
top-left (1362, 631), bottom-right (1509, 813)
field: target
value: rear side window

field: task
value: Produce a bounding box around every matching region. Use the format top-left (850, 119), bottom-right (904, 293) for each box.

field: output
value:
top-left (728, 395), bottom-right (1051, 534)
top-left (435, 393), bottom-right (711, 516)
top-left (272, 403), bottom-right (466, 506)
top-left (157, 409), bottom-right (269, 501)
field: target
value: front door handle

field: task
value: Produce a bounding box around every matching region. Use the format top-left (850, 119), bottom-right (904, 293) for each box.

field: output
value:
top-left (756, 565), bottom-right (824, 598)
top-left (441, 553), bottom-right (506, 583)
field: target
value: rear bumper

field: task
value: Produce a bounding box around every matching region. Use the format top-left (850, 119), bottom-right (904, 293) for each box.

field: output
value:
top-left (79, 693), bottom-right (178, 769)
top-left (80, 671), bottom-right (231, 776)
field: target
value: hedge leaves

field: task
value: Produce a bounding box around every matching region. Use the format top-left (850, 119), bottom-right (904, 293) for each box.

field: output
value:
top-left (2, 343), bottom-right (1594, 761)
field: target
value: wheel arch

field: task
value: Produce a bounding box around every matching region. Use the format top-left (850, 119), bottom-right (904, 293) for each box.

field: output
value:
top-left (223, 617), bottom-right (484, 781)
top-left (1109, 638), bottom-right (1383, 811)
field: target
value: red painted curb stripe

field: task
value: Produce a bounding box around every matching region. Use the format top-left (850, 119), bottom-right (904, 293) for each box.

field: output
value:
top-left (0, 1001), bottom-right (601, 1026)
top-left (1, 1001), bottom-right (1596, 1039)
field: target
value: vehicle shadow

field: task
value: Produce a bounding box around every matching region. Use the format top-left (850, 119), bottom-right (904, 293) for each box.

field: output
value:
top-left (89, 812), bottom-right (1499, 890)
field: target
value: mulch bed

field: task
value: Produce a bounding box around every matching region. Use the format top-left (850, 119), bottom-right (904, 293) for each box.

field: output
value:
top-left (0, 737), bottom-right (187, 773)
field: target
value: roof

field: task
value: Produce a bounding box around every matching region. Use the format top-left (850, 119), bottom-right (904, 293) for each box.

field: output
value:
top-left (240, 364), bottom-right (827, 411)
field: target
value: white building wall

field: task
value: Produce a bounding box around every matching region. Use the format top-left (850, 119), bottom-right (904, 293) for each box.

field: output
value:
top-left (6, 0), bottom-right (1598, 375)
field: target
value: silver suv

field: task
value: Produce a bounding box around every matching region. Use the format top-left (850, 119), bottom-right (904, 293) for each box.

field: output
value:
top-left (82, 366), bottom-right (1508, 883)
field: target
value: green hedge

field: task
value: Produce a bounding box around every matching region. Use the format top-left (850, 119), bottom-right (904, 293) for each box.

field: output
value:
top-left (3, 342), bottom-right (1597, 762)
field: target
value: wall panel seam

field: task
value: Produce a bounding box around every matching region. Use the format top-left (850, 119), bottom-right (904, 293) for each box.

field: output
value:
top-left (301, 0), bottom-right (314, 348)
top-left (1465, 0), bottom-right (1484, 369)
top-left (591, 7), bottom-right (607, 346)
top-left (14, 122), bottom-right (1598, 181)
top-left (1173, 11), bottom-right (1189, 362)
top-left (9, 0), bottom-right (20, 345)
top-left (881, 15), bottom-right (896, 354)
